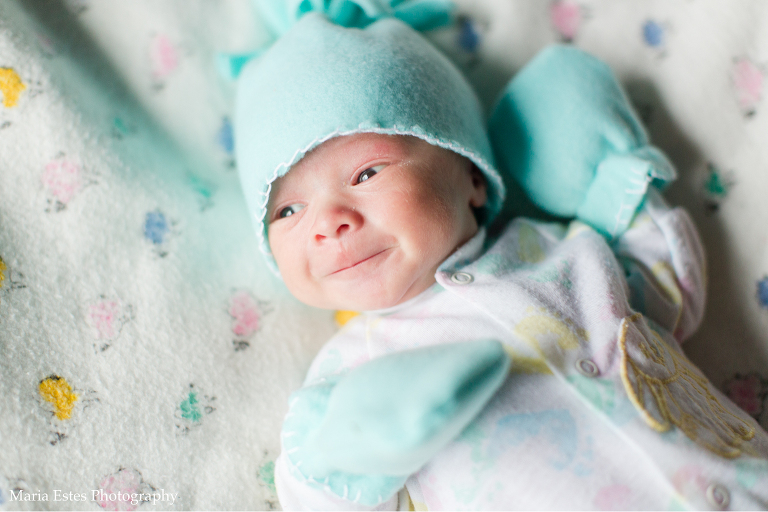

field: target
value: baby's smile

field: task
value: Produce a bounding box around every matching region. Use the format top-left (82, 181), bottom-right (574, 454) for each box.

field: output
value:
top-left (267, 133), bottom-right (487, 311)
top-left (325, 246), bottom-right (395, 277)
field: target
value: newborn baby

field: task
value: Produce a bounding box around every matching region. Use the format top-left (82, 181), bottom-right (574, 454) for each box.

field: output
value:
top-left (267, 130), bottom-right (768, 511)
top-left (232, 5), bottom-right (768, 510)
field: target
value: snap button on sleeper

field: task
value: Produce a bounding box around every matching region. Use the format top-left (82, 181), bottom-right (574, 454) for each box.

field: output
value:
top-left (450, 272), bottom-right (473, 284)
top-left (576, 358), bottom-right (599, 377)
top-left (706, 484), bottom-right (730, 510)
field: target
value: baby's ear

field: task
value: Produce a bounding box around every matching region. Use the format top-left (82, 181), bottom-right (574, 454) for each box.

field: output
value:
top-left (469, 165), bottom-right (488, 208)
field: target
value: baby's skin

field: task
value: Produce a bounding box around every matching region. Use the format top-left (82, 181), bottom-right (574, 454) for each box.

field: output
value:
top-left (267, 133), bottom-right (487, 310)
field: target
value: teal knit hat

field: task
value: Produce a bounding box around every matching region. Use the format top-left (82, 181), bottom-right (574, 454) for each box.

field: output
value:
top-left (233, 3), bottom-right (504, 271)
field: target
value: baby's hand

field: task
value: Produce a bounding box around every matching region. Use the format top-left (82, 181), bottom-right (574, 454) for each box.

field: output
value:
top-left (281, 339), bottom-right (509, 506)
top-left (489, 45), bottom-right (676, 239)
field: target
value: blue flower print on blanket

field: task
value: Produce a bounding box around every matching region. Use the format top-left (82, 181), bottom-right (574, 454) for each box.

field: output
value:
top-left (217, 116), bottom-right (235, 169)
top-left (641, 19), bottom-right (671, 58)
top-left (756, 277), bottom-right (768, 310)
top-left (144, 210), bottom-right (170, 244)
top-left (143, 209), bottom-right (177, 258)
top-left (642, 20), bottom-right (664, 48)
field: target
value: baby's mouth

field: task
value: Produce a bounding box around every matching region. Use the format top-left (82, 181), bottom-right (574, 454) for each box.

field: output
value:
top-left (327, 247), bottom-right (394, 276)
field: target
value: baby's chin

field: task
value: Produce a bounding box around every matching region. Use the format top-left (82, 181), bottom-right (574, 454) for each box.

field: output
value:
top-left (301, 290), bottom-right (407, 312)
top-left (294, 277), bottom-right (435, 312)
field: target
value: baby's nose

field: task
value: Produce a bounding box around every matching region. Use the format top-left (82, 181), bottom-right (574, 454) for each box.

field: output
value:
top-left (313, 204), bottom-right (363, 242)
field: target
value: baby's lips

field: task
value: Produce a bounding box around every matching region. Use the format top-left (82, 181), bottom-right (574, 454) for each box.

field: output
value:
top-left (317, 247), bottom-right (394, 277)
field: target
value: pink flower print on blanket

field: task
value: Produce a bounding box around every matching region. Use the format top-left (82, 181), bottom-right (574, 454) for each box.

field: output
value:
top-left (41, 155), bottom-right (94, 211)
top-left (96, 468), bottom-right (157, 511)
top-left (550, 1), bottom-right (586, 43)
top-left (149, 34), bottom-right (185, 91)
top-left (86, 297), bottom-right (135, 352)
top-left (732, 57), bottom-right (765, 117)
top-left (228, 290), bottom-right (272, 351)
top-left (151, 34), bottom-right (177, 79)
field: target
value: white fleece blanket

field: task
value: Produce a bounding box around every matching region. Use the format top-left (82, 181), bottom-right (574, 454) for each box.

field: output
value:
top-left (1, 0), bottom-right (767, 510)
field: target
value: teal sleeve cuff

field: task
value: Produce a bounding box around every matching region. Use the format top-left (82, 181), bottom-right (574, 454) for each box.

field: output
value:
top-left (576, 146), bottom-right (676, 239)
top-left (280, 339), bottom-right (510, 507)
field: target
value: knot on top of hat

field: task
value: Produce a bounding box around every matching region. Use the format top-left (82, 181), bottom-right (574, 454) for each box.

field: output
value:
top-left (218, 0), bottom-right (455, 79)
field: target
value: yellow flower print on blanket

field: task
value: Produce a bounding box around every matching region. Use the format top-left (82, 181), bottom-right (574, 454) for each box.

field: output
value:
top-left (619, 313), bottom-right (768, 458)
top-left (0, 257), bottom-right (6, 288)
top-left (39, 375), bottom-right (78, 420)
top-left (0, 68), bottom-right (25, 107)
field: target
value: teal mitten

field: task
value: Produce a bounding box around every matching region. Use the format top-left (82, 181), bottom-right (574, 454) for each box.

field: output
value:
top-left (488, 45), bottom-right (676, 239)
top-left (281, 339), bottom-right (510, 506)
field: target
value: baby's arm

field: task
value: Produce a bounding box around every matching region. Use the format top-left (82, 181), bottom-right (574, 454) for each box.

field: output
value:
top-left (611, 187), bottom-right (706, 342)
top-left (275, 319), bottom-right (509, 510)
top-left (489, 45), bottom-right (704, 340)
top-left (274, 318), bottom-right (391, 511)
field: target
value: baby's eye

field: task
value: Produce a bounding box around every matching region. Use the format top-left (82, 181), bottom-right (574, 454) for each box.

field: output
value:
top-left (356, 165), bottom-right (386, 184)
top-left (278, 203), bottom-right (305, 219)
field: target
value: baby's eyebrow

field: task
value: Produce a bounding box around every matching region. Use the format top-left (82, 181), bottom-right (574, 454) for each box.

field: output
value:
top-left (366, 136), bottom-right (408, 155)
top-left (343, 144), bottom-right (403, 171)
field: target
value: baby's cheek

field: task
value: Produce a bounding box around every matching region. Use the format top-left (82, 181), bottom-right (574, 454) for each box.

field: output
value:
top-left (268, 228), bottom-right (296, 268)
top-left (281, 272), bottom-right (319, 306)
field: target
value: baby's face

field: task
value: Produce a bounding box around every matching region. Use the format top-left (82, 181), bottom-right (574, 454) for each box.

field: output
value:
top-left (267, 133), bottom-right (487, 310)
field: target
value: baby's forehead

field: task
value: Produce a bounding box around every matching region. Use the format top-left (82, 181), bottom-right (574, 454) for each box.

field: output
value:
top-left (303, 133), bottom-right (418, 164)
top-left (270, 133), bottom-right (419, 189)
